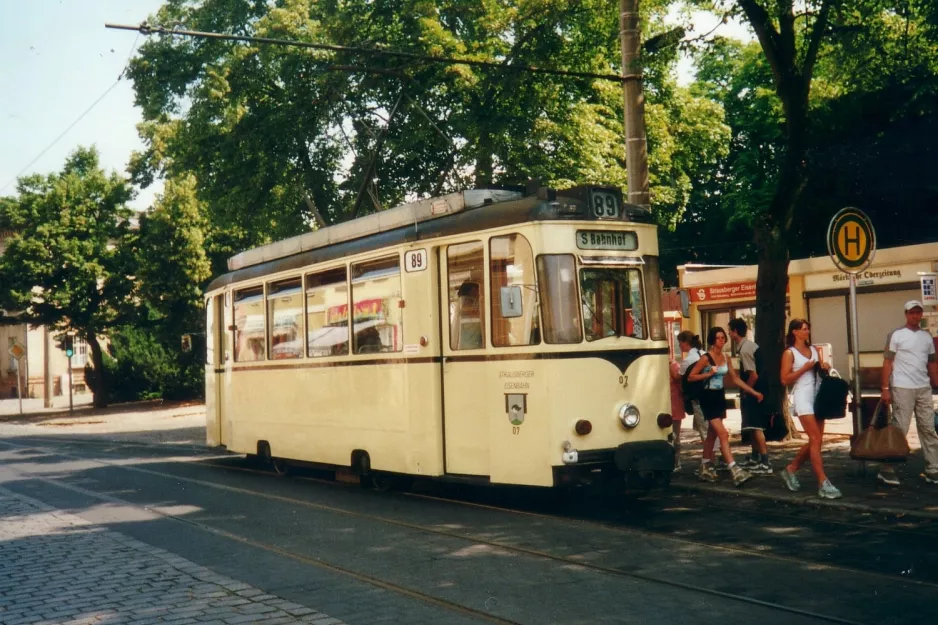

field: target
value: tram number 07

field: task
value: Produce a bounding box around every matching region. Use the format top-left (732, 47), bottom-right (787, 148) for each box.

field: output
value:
top-left (404, 249), bottom-right (428, 273)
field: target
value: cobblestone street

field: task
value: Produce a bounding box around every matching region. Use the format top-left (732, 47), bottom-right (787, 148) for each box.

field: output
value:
top-left (1, 401), bottom-right (936, 624)
top-left (0, 486), bottom-right (343, 625)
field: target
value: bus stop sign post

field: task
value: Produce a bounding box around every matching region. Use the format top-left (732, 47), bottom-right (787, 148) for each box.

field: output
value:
top-left (8, 341), bottom-right (26, 415)
top-left (827, 207), bottom-right (877, 456)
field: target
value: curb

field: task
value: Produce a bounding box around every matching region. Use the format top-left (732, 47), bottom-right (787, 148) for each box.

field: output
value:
top-left (671, 480), bottom-right (938, 521)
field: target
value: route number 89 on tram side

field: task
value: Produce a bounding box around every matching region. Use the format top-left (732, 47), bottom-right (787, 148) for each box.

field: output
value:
top-left (203, 184), bottom-right (675, 491)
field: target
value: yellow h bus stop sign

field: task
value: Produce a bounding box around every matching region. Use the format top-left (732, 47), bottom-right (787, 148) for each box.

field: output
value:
top-left (827, 207), bottom-right (876, 273)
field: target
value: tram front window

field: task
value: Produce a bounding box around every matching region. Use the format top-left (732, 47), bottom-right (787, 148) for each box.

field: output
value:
top-left (580, 268), bottom-right (646, 341)
top-left (536, 255), bottom-right (582, 344)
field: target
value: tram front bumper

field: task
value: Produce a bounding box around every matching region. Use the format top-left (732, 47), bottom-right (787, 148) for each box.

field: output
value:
top-left (613, 440), bottom-right (674, 473)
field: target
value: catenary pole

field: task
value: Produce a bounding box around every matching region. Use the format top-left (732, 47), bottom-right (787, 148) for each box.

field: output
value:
top-left (619, 0), bottom-right (651, 208)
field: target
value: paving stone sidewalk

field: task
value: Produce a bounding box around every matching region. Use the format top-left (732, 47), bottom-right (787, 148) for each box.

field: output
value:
top-left (0, 486), bottom-right (345, 625)
top-left (672, 409), bottom-right (938, 520)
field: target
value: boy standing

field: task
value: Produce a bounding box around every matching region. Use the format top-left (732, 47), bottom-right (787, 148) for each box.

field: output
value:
top-left (728, 318), bottom-right (772, 475)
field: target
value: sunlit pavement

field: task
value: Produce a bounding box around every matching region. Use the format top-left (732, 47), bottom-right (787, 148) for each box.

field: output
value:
top-left (0, 486), bottom-right (344, 625)
top-left (1, 401), bottom-right (936, 624)
top-left (674, 407), bottom-right (938, 520)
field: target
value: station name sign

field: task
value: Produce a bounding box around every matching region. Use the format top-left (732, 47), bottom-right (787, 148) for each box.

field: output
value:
top-left (831, 268), bottom-right (901, 284)
top-left (576, 230), bottom-right (637, 251)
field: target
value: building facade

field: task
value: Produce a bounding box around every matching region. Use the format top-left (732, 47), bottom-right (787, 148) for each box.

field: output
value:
top-left (678, 241), bottom-right (938, 388)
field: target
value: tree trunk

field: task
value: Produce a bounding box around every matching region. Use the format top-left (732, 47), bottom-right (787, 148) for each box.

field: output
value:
top-left (754, 112), bottom-right (808, 440)
top-left (86, 331), bottom-right (109, 409)
top-left (475, 128), bottom-right (494, 187)
top-left (753, 221), bottom-right (795, 438)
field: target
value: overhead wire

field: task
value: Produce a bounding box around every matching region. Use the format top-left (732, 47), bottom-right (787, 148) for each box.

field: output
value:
top-left (0, 33), bottom-right (142, 195)
top-left (105, 22), bottom-right (625, 83)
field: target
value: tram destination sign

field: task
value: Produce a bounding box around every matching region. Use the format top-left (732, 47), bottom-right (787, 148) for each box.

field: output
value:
top-left (576, 230), bottom-right (638, 251)
top-left (827, 207), bottom-right (876, 274)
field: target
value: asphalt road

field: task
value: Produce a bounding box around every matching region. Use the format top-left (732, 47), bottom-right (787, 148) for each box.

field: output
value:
top-left (1, 436), bottom-right (936, 625)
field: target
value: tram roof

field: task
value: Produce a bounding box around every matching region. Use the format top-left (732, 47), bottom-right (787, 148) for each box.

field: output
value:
top-left (207, 184), bottom-right (651, 293)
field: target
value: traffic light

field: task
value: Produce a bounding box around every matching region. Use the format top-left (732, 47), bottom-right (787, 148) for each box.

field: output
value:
top-left (64, 335), bottom-right (74, 358)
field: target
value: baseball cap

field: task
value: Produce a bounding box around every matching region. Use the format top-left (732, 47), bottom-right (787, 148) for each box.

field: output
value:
top-left (904, 300), bottom-right (924, 312)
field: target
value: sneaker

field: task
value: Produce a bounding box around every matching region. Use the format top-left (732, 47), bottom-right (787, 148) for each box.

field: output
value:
top-left (877, 471), bottom-right (901, 486)
top-left (697, 465), bottom-right (718, 482)
top-left (818, 480), bottom-right (843, 499)
top-left (739, 457), bottom-right (758, 469)
top-left (673, 459), bottom-right (683, 473)
top-left (781, 468), bottom-right (801, 492)
top-left (924, 472), bottom-right (938, 484)
top-left (731, 465), bottom-right (753, 487)
top-left (750, 463), bottom-right (774, 476)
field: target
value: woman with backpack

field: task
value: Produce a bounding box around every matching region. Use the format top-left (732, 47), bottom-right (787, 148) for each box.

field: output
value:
top-left (676, 331), bottom-right (709, 446)
top-left (688, 327), bottom-right (764, 486)
top-left (779, 319), bottom-right (842, 499)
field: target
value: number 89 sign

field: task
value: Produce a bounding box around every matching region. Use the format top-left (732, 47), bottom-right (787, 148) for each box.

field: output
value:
top-left (404, 249), bottom-right (428, 273)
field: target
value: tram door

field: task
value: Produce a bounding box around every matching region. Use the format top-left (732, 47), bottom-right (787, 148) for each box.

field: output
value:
top-left (206, 293), bottom-right (228, 447)
top-left (439, 242), bottom-right (490, 477)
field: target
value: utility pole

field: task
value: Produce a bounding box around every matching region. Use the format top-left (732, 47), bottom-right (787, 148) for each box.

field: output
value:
top-left (619, 0), bottom-right (650, 208)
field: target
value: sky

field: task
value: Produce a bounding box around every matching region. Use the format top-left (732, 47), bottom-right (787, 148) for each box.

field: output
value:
top-left (0, 0), bottom-right (165, 209)
top-left (0, 2), bottom-right (751, 212)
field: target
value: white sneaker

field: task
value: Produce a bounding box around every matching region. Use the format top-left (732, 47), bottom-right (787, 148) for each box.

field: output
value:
top-left (877, 471), bottom-right (900, 486)
top-left (818, 480), bottom-right (843, 499)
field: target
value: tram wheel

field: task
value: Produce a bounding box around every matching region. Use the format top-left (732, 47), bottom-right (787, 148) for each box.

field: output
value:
top-left (362, 473), bottom-right (391, 491)
top-left (271, 458), bottom-right (290, 476)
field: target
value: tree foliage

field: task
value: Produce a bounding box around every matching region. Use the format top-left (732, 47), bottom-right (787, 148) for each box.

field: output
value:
top-left (679, 0), bottom-right (938, 421)
top-left (0, 147), bottom-right (135, 407)
top-left (127, 0), bottom-right (728, 249)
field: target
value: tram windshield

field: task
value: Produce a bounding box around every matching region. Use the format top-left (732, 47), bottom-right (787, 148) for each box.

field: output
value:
top-left (579, 268), bottom-right (646, 341)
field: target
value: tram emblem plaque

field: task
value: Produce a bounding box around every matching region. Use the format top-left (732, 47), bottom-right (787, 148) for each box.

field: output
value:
top-left (506, 393), bottom-right (527, 425)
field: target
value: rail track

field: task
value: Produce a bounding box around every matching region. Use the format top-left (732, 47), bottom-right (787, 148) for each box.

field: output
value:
top-left (2, 437), bottom-right (933, 624)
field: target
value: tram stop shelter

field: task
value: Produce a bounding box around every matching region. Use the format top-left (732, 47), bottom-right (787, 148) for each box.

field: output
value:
top-left (677, 241), bottom-right (938, 394)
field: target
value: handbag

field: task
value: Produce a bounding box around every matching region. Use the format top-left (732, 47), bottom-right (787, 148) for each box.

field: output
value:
top-left (849, 400), bottom-right (911, 462)
top-left (813, 368), bottom-right (849, 419)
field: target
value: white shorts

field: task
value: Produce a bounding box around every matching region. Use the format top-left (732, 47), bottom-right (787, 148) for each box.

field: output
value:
top-left (789, 389), bottom-right (816, 417)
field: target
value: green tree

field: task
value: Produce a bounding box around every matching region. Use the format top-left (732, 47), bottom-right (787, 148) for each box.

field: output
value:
top-left (135, 174), bottom-right (212, 332)
top-left (0, 147), bottom-right (135, 407)
top-left (127, 0), bottom-right (727, 248)
top-left (681, 0), bottom-right (938, 416)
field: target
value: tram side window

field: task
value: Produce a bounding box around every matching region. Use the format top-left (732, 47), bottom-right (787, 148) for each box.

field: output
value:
top-left (306, 267), bottom-right (349, 357)
top-left (351, 257), bottom-right (403, 354)
top-left (447, 241), bottom-right (486, 350)
top-left (233, 286), bottom-right (266, 362)
top-left (490, 234), bottom-right (540, 347)
top-left (536, 255), bottom-right (583, 344)
top-left (267, 277), bottom-right (303, 360)
top-left (580, 268), bottom-right (647, 341)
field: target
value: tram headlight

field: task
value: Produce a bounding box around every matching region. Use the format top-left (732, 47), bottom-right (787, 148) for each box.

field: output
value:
top-left (618, 403), bottom-right (641, 428)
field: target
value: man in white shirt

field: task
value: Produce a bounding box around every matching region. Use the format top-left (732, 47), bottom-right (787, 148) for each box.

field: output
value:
top-left (879, 300), bottom-right (938, 486)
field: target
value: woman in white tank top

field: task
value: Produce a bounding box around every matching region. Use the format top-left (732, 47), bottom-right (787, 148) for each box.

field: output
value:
top-left (779, 319), bottom-right (842, 499)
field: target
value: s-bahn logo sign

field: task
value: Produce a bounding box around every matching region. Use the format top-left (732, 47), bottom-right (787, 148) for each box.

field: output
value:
top-left (827, 207), bottom-right (876, 274)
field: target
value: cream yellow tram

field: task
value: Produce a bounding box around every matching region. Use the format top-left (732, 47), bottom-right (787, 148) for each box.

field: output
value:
top-left (204, 184), bottom-right (675, 490)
